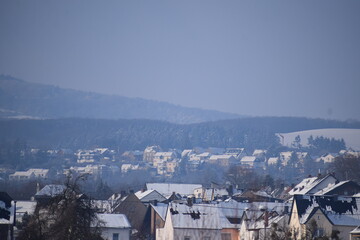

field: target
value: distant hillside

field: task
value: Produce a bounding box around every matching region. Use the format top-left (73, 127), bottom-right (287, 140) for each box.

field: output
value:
top-left (0, 75), bottom-right (240, 124)
top-left (278, 128), bottom-right (360, 150)
top-left (0, 117), bottom-right (359, 151)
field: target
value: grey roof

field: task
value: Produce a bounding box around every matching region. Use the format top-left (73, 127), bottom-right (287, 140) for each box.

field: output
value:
top-left (146, 183), bottom-right (202, 197)
top-left (135, 189), bottom-right (166, 202)
top-left (167, 203), bottom-right (222, 230)
top-left (35, 184), bottom-right (66, 197)
top-left (96, 213), bottom-right (131, 228)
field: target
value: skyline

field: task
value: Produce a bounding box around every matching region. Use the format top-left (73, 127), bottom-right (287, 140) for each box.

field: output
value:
top-left (1, 1), bottom-right (360, 120)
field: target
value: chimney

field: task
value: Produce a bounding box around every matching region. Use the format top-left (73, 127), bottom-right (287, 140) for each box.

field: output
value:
top-left (284, 206), bottom-right (289, 214)
top-left (187, 197), bottom-right (193, 207)
top-left (120, 190), bottom-right (126, 198)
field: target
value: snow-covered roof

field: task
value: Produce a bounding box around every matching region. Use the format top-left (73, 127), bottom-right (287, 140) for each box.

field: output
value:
top-left (293, 195), bottom-right (360, 226)
top-left (95, 214), bottom-right (131, 228)
top-left (209, 155), bottom-right (233, 160)
top-left (167, 203), bottom-right (222, 230)
top-left (146, 183), bottom-right (202, 197)
top-left (154, 152), bottom-right (175, 157)
top-left (198, 152), bottom-right (211, 157)
top-left (151, 203), bottom-right (168, 221)
top-left (240, 156), bottom-right (257, 162)
top-left (267, 157), bottom-right (279, 165)
top-left (252, 149), bottom-right (267, 156)
top-left (91, 200), bottom-right (113, 213)
top-left (35, 184), bottom-right (66, 197)
top-left (288, 175), bottom-right (336, 195)
top-left (314, 180), bottom-right (350, 195)
top-left (135, 189), bottom-right (166, 202)
top-left (16, 201), bottom-right (36, 215)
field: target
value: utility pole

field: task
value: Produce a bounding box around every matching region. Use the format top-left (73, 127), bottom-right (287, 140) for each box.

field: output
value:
top-left (11, 200), bottom-right (16, 240)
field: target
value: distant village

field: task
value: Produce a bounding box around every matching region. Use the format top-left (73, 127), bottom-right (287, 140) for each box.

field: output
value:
top-left (3, 144), bottom-right (359, 182)
top-left (1, 145), bottom-right (360, 239)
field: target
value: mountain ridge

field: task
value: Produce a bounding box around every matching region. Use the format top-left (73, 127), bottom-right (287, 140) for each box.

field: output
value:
top-left (0, 75), bottom-right (242, 124)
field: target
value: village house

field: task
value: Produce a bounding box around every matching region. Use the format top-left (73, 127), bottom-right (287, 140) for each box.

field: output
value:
top-left (112, 193), bottom-right (149, 238)
top-left (314, 180), bottom-right (360, 196)
top-left (289, 195), bottom-right (360, 240)
top-left (208, 155), bottom-right (237, 167)
top-left (316, 153), bottom-right (338, 164)
top-left (224, 148), bottom-right (248, 159)
top-left (240, 156), bottom-right (264, 169)
top-left (279, 151), bottom-right (294, 166)
top-left (143, 146), bottom-right (162, 163)
top-left (189, 152), bottom-right (212, 161)
top-left (135, 189), bottom-right (167, 204)
top-left (193, 186), bottom-right (229, 202)
top-left (0, 192), bottom-right (13, 240)
top-left (9, 168), bottom-right (49, 181)
top-left (149, 202), bottom-right (168, 239)
top-left (121, 163), bottom-right (140, 173)
top-left (267, 157), bottom-right (279, 166)
top-left (288, 174), bottom-right (338, 196)
top-left (94, 213), bottom-right (131, 240)
top-left (153, 152), bottom-right (177, 167)
top-left (252, 149), bottom-right (267, 160)
top-left (121, 150), bottom-right (143, 162)
top-left (156, 203), bottom-right (223, 240)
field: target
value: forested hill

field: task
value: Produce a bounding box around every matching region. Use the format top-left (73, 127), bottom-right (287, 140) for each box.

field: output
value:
top-left (0, 117), bottom-right (359, 151)
top-left (0, 75), bottom-right (240, 124)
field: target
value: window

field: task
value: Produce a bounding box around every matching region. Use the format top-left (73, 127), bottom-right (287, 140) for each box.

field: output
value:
top-left (221, 233), bottom-right (231, 240)
top-left (112, 233), bottom-right (119, 240)
top-left (184, 237), bottom-right (191, 240)
top-left (203, 237), bottom-right (211, 240)
top-left (315, 229), bottom-right (324, 237)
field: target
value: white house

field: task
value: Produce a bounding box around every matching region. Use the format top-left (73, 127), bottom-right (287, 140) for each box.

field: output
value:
top-left (95, 214), bottom-right (131, 240)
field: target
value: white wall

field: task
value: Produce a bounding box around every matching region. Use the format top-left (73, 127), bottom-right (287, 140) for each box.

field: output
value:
top-left (100, 228), bottom-right (130, 240)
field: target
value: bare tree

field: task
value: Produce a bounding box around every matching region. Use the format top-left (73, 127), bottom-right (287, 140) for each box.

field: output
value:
top-left (18, 175), bottom-right (103, 240)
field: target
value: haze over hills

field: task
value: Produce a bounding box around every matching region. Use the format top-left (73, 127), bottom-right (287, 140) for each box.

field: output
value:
top-left (0, 75), bottom-right (241, 124)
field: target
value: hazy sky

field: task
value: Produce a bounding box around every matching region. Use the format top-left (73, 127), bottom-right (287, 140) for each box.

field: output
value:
top-left (1, 1), bottom-right (360, 120)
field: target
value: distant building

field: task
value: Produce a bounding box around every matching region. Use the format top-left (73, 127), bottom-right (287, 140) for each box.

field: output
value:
top-left (143, 146), bottom-right (162, 163)
top-left (9, 168), bottom-right (49, 181)
top-left (146, 183), bottom-right (202, 198)
top-left (288, 174), bottom-right (338, 196)
top-left (240, 156), bottom-right (264, 168)
top-left (208, 155), bottom-right (236, 167)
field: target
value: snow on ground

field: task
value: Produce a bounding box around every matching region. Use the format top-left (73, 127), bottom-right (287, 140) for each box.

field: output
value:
top-left (277, 128), bottom-right (360, 151)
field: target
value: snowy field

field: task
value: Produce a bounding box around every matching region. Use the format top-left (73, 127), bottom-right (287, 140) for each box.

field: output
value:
top-left (277, 128), bottom-right (360, 151)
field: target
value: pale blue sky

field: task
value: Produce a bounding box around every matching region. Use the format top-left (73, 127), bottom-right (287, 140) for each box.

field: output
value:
top-left (1, 1), bottom-right (360, 120)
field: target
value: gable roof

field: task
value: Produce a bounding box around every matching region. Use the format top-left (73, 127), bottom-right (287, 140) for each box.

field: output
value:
top-left (35, 184), bottom-right (66, 198)
top-left (167, 203), bottom-right (222, 230)
top-left (314, 180), bottom-right (360, 196)
top-left (135, 189), bottom-right (166, 203)
top-left (288, 174), bottom-right (337, 195)
top-left (146, 183), bottom-right (202, 197)
top-left (95, 213), bottom-right (131, 228)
